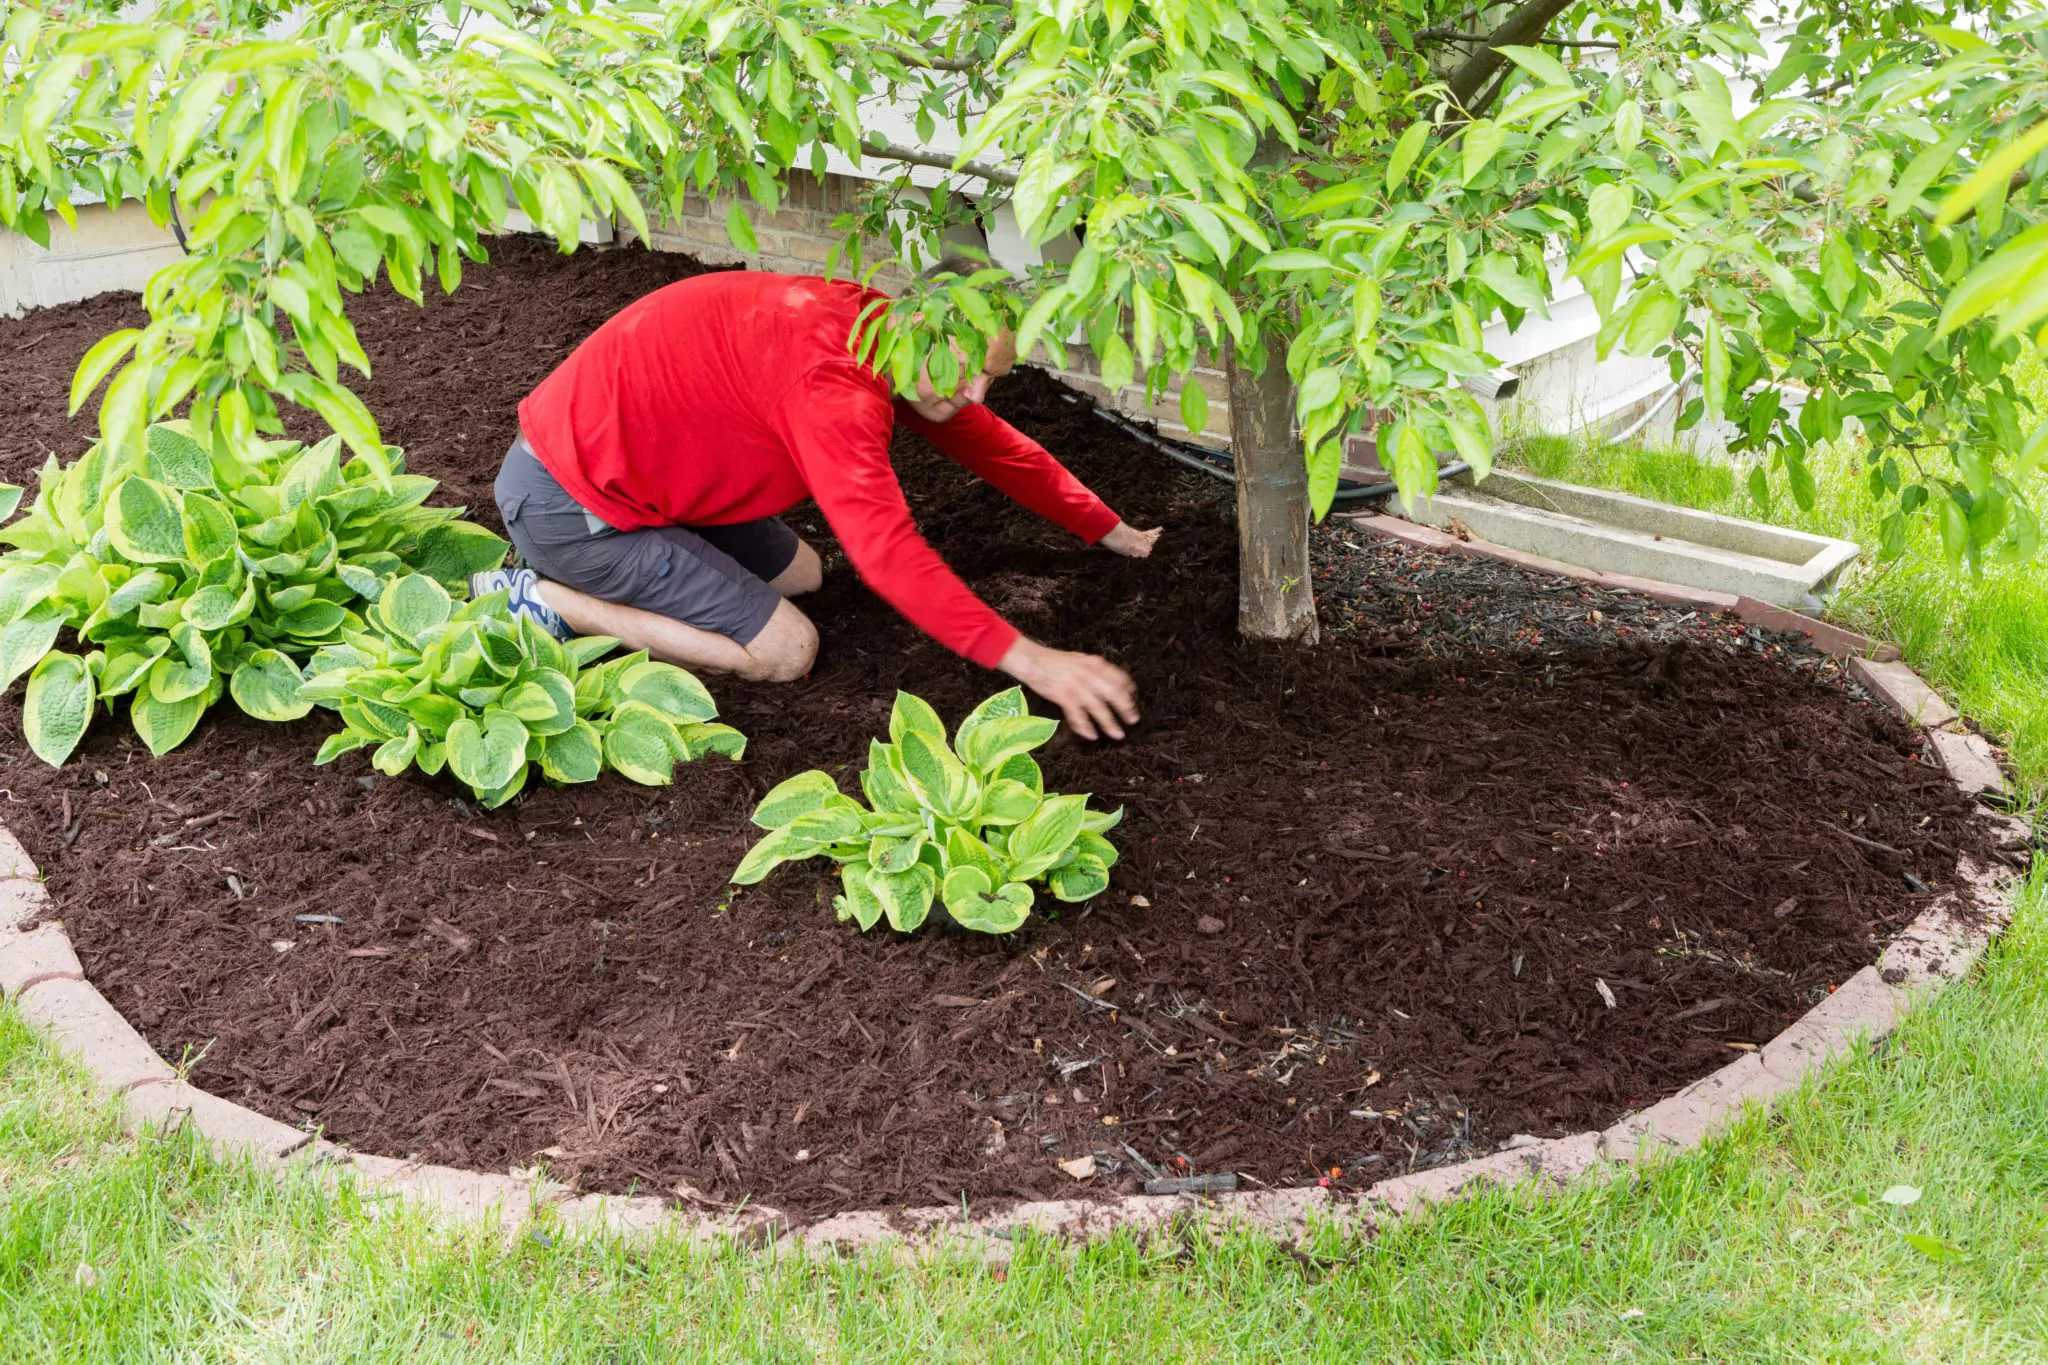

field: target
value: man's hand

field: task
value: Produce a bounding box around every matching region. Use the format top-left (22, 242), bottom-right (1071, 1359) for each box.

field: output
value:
top-left (1098, 521), bottom-right (1162, 558)
top-left (998, 637), bottom-right (1139, 741)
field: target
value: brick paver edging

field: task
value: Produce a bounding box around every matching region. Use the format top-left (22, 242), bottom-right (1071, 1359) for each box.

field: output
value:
top-left (0, 601), bottom-right (2028, 1262)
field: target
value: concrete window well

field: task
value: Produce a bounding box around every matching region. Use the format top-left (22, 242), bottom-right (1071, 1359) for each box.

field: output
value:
top-left (1397, 469), bottom-right (1860, 614)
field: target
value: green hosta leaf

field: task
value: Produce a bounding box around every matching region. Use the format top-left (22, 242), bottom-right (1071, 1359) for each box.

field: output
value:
top-left (1048, 853), bottom-right (1111, 903)
top-left (407, 521), bottom-right (509, 586)
top-left (732, 824), bottom-right (827, 884)
top-left (1081, 805), bottom-right (1124, 835)
top-left (861, 740), bottom-right (920, 813)
top-left (446, 711), bottom-right (530, 794)
top-left (379, 573), bottom-right (452, 643)
top-left (954, 685), bottom-right (1028, 741)
top-left (148, 647), bottom-right (213, 704)
top-left (870, 862), bottom-right (936, 933)
top-left (752, 769), bottom-right (843, 828)
top-left (229, 650), bottom-right (313, 721)
top-left (1006, 793), bottom-right (1089, 881)
top-left (24, 651), bottom-right (93, 766)
top-left (675, 722), bottom-right (746, 759)
top-left (0, 604), bottom-right (65, 690)
top-left (601, 701), bottom-right (679, 785)
top-left (941, 865), bottom-right (1032, 933)
top-left (836, 861), bottom-right (886, 930)
top-left (0, 484), bottom-right (19, 523)
top-left (131, 688), bottom-right (207, 756)
top-left (975, 777), bottom-right (1041, 826)
top-left (887, 690), bottom-right (946, 745)
top-left (0, 563), bottom-right (63, 626)
top-left (406, 692), bottom-right (464, 735)
top-left (539, 719), bottom-right (604, 784)
top-left (373, 726), bottom-right (422, 777)
top-left (517, 614), bottom-right (570, 674)
top-left (619, 660), bottom-right (717, 721)
top-left (944, 825), bottom-right (1004, 881)
top-left (1075, 829), bottom-right (1120, 868)
top-left (502, 668), bottom-right (577, 735)
top-left (564, 635), bottom-right (620, 668)
top-left (145, 424), bottom-right (216, 490)
top-left (869, 831), bottom-right (926, 874)
top-left (897, 729), bottom-right (979, 821)
top-left (105, 476), bottom-right (187, 563)
top-left (97, 638), bottom-right (170, 698)
top-left (784, 802), bottom-right (865, 847)
top-left (995, 751), bottom-right (1044, 795)
top-left (315, 730), bottom-right (371, 764)
top-left (478, 763), bottom-right (529, 810)
top-left (181, 493), bottom-right (239, 564)
top-left (183, 578), bottom-right (256, 631)
top-left (277, 600), bottom-right (349, 637)
top-left (955, 713), bottom-right (1059, 774)
top-left (417, 740), bottom-right (448, 777)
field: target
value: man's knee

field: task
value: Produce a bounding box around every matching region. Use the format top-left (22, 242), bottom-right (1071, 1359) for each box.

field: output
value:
top-left (745, 602), bottom-right (817, 683)
top-left (770, 539), bottom-right (824, 598)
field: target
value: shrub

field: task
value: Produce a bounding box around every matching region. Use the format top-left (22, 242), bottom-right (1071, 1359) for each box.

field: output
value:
top-left (302, 574), bottom-right (744, 807)
top-left (732, 688), bottom-right (1120, 934)
top-left (0, 422), bottom-right (506, 764)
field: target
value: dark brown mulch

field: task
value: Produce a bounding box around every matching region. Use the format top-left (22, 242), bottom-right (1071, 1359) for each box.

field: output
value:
top-left (0, 238), bottom-right (1994, 1218)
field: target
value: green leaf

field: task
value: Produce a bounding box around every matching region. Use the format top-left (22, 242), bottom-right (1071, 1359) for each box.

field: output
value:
top-left (0, 605), bottom-right (65, 690)
top-left (869, 831), bottom-right (927, 874)
top-left (229, 650), bottom-right (313, 721)
top-left (373, 726), bottom-right (421, 777)
top-left (24, 651), bottom-right (93, 766)
top-left (315, 731), bottom-right (371, 765)
top-left (619, 660), bottom-right (717, 721)
top-left (1081, 805), bottom-right (1124, 836)
top-left (836, 862), bottom-right (886, 930)
top-left (888, 690), bottom-right (947, 745)
top-left (942, 866), bottom-right (1032, 933)
top-left (1005, 792), bottom-right (1089, 881)
top-left (995, 751), bottom-right (1044, 795)
top-left (870, 862), bottom-right (936, 933)
top-left (978, 777), bottom-right (1042, 826)
top-left (956, 712), bottom-right (1059, 774)
top-left (861, 740), bottom-right (920, 813)
top-left (408, 522), bottom-right (509, 586)
top-left (1935, 120), bottom-right (2048, 228)
top-left (1494, 44), bottom-right (1572, 89)
top-left (70, 330), bottom-right (139, 416)
top-left (725, 199), bottom-right (758, 254)
top-left (1252, 249), bottom-right (1336, 273)
top-left (539, 719), bottom-right (605, 784)
top-left (600, 701), bottom-right (678, 786)
top-left (1460, 119), bottom-right (1504, 183)
top-left (180, 493), bottom-right (239, 564)
top-left (379, 573), bottom-right (452, 643)
top-left (1180, 380), bottom-right (1209, 435)
top-left (1047, 853), bottom-right (1110, 903)
top-left (446, 711), bottom-right (530, 794)
top-left (502, 668), bottom-right (577, 735)
top-left (752, 769), bottom-right (844, 828)
top-left (104, 476), bottom-right (187, 563)
top-left (1474, 255), bottom-right (1545, 309)
top-left (130, 688), bottom-right (207, 756)
top-left (1386, 120), bottom-right (1429, 191)
top-left (182, 579), bottom-right (255, 631)
top-left (897, 728), bottom-right (980, 821)
top-left (732, 824), bottom-right (827, 885)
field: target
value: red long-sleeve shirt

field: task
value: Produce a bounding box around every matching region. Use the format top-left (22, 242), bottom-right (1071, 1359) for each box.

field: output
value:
top-left (517, 272), bottom-right (1119, 669)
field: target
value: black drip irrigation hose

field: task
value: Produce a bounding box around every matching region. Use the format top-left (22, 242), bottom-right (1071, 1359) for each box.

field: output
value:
top-left (1064, 393), bottom-right (1470, 504)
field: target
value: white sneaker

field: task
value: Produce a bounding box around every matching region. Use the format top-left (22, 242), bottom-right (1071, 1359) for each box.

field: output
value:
top-left (469, 566), bottom-right (572, 641)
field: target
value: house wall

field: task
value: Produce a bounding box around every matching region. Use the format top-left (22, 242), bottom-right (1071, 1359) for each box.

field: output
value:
top-left (0, 201), bottom-right (183, 318)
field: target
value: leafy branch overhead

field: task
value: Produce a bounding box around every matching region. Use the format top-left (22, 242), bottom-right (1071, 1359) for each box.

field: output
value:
top-left (734, 688), bottom-right (1120, 935)
top-left (0, 0), bottom-right (2043, 577)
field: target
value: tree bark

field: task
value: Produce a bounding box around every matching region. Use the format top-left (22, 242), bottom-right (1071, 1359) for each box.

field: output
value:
top-left (1225, 336), bottom-right (1319, 644)
top-left (1446, 0), bottom-right (1580, 109)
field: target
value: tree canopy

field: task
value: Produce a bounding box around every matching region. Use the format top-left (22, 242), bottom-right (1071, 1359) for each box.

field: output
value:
top-left (3, 0), bottom-right (2044, 614)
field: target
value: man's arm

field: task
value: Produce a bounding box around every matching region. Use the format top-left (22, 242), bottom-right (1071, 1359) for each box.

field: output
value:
top-left (777, 368), bottom-right (1141, 738)
top-left (897, 402), bottom-right (1123, 544)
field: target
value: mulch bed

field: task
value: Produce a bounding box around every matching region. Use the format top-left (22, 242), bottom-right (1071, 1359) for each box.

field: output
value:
top-left (0, 238), bottom-right (1995, 1218)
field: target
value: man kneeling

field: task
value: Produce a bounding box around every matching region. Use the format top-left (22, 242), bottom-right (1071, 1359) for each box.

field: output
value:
top-left (476, 265), bottom-right (1160, 739)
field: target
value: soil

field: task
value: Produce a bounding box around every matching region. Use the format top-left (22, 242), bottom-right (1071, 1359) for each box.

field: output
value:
top-left (0, 238), bottom-right (1997, 1218)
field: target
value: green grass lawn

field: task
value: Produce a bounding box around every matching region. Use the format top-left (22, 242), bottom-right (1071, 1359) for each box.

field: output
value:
top-left (3, 432), bottom-right (2045, 1361)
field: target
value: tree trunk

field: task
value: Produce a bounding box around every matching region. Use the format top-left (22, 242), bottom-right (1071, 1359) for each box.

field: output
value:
top-left (1225, 336), bottom-right (1318, 644)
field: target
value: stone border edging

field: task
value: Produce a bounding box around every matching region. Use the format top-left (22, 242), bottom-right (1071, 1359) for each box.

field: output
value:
top-left (0, 563), bottom-right (2029, 1263)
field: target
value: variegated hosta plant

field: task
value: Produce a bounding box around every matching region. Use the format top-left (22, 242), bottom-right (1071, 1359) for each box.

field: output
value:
top-left (302, 574), bottom-right (744, 808)
top-left (0, 421), bottom-right (507, 766)
top-left (732, 688), bottom-right (1120, 935)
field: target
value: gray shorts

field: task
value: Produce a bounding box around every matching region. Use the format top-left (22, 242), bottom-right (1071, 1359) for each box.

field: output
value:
top-left (493, 436), bottom-right (799, 645)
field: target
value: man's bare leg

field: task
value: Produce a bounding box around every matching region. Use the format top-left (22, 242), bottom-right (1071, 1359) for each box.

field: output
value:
top-left (532, 580), bottom-right (818, 682)
top-left (769, 539), bottom-right (824, 597)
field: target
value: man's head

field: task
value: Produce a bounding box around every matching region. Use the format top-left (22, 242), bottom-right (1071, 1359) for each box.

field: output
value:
top-left (905, 253), bottom-right (1016, 424)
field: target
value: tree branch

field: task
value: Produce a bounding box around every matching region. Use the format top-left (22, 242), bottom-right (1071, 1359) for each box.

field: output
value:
top-left (1419, 27), bottom-right (1617, 48)
top-left (1446, 0), bottom-right (1581, 109)
top-left (860, 137), bottom-right (1019, 187)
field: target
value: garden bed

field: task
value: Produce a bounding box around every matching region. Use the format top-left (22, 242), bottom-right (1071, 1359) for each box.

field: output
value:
top-left (0, 239), bottom-right (1995, 1218)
